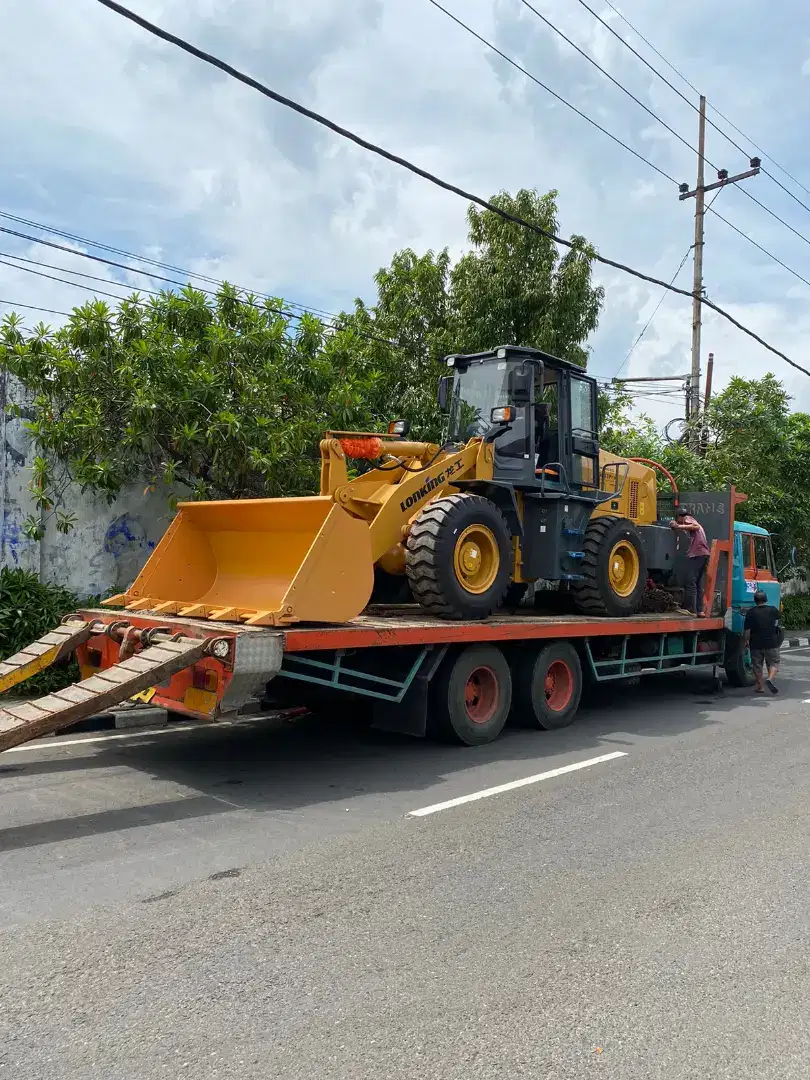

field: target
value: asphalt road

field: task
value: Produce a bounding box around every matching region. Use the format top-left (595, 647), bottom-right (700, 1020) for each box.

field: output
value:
top-left (2, 647), bottom-right (810, 1079)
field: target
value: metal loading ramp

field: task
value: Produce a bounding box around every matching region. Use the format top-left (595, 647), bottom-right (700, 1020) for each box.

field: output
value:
top-left (0, 634), bottom-right (207, 753)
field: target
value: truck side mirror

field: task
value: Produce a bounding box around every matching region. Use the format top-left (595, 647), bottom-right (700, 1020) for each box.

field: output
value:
top-left (508, 366), bottom-right (532, 405)
top-left (437, 375), bottom-right (452, 414)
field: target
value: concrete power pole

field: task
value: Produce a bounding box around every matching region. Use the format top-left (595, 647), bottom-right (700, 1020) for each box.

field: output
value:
top-left (679, 98), bottom-right (761, 448)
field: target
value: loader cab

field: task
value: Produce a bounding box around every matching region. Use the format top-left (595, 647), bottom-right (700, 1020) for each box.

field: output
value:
top-left (441, 345), bottom-right (600, 498)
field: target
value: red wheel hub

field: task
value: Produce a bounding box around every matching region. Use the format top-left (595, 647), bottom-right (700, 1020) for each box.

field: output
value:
top-left (464, 665), bottom-right (499, 724)
top-left (544, 660), bottom-right (573, 712)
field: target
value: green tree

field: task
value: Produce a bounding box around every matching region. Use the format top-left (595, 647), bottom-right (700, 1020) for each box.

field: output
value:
top-left (0, 286), bottom-right (388, 539)
top-left (0, 188), bottom-right (607, 535)
top-left (603, 374), bottom-right (810, 562)
top-left (450, 190), bottom-right (604, 365)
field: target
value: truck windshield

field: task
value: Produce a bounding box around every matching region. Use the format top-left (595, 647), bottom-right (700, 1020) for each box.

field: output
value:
top-left (448, 360), bottom-right (523, 442)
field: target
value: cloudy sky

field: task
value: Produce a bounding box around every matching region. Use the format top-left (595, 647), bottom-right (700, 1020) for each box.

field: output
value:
top-left (3, 0), bottom-right (810, 428)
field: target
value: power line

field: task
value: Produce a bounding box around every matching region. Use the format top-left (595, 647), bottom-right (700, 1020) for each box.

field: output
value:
top-left (582, 0), bottom-right (810, 223)
top-left (0, 255), bottom-right (145, 304)
top-left (613, 186), bottom-right (726, 378)
top-left (92, 0), bottom-right (810, 378)
top-left (0, 215), bottom-right (409, 352)
top-left (0, 250), bottom-right (165, 297)
top-left (735, 187), bottom-right (810, 250)
top-left (0, 299), bottom-right (72, 318)
top-left (520, 0), bottom-right (810, 247)
top-left (425, 0), bottom-right (677, 184)
top-left (515, 0), bottom-right (699, 164)
top-left (599, 0), bottom-right (810, 206)
top-left (507, 3), bottom-right (810, 308)
top-left (0, 209), bottom-right (347, 324)
top-left (706, 208), bottom-right (810, 291)
top-left (613, 247), bottom-right (692, 378)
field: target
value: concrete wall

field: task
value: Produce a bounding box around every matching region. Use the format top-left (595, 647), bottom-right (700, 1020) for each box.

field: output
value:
top-left (1, 375), bottom-right (176, 597)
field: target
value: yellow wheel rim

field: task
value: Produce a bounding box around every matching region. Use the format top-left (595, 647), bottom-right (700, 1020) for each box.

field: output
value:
top-left (608, 540), bottom-right (640, 598)
top-left (453, 524), bottom-right (500, 594)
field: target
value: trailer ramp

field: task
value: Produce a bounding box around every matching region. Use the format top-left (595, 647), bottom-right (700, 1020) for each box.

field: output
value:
top-left (0, 636), bottom-right (207, 752)
top-left (0, 620), bottom-right (95, 697)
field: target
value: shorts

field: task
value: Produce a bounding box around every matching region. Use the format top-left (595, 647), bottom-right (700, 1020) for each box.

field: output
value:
top-left (751, 647), bottom-right (780, 670)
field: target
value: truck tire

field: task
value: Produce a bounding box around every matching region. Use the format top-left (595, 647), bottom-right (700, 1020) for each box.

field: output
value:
top-left (724, 632), bottom-right (755, 687)
top-left (406, 494), bottom-right (512, 620)
top-left (572, 516), bottom-right (647, 618)
top-left (510, 641), bottom-right (583, 730)
top-left (429, 644), bottom-right (512, 745)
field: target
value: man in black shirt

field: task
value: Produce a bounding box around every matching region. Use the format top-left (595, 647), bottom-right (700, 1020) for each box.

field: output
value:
top-left (743, 590), bottom-right (782, 694)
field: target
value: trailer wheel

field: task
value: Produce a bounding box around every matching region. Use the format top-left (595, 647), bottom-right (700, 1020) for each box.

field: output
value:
top-left (429, 644), bottom-right (512, 745)
top-left (510, 642), bottom-right (583, 730)
top-left (406, 494), bottom-right (512, 620)
top-left (723, 633), bottom-right (755, 687)
top-left (572, 516), bottom-right (647, 618)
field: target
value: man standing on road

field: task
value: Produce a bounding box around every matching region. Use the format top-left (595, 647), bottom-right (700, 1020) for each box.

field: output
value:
top-left (670, 507), bottom-right (710, 615)
top-left (744, 590), bottom-right (782, 695)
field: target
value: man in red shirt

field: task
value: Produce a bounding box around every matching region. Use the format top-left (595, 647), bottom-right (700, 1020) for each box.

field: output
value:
top-left (670, 507), bottom-right (710, 615)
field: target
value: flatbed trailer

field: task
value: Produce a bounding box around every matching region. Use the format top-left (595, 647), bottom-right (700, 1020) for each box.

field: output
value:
top-left (0, 604), bottom-right (731, 752)
top-left (0, 487), bottom-right (759, 752)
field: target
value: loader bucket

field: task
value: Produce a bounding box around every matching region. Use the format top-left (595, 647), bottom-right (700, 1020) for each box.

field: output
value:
top-left (120, 496), bottom-right (375, 625)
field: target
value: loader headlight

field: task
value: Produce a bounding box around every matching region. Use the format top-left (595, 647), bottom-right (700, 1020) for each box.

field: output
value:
top-left (388, 419), bottom-right (411, 437)
top-left (490, 406), bottom-right (515, 424)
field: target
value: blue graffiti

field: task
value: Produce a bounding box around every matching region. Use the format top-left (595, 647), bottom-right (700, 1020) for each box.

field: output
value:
top-left (2, 510), bottom-right (22, 565)
top-left (104, 514), bottom-right (156, 558)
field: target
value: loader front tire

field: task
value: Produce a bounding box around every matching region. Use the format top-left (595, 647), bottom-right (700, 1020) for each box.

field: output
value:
top-left (406, 494), bottom-right (512, 620)
top-left (571, 516), bottom-right (647, 617)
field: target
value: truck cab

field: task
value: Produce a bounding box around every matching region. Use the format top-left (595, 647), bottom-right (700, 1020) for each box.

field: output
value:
top-left (729, 521), bottom-right (781, 630)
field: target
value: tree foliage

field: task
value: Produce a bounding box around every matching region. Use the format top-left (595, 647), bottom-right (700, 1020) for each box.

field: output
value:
top-left (601, 374), bottom-right (810, 563)
top-left (2, 183), bottom-right (808, 569)
top-left (0, 286), bottom-right (391, 537)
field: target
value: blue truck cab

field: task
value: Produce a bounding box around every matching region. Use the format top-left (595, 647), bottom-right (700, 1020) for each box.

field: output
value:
top-left (728, 521), bottom-right (781, 634)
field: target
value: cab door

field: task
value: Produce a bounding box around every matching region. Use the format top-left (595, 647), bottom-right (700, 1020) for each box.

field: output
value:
top-left (567, 373), bottom-right (599, 491)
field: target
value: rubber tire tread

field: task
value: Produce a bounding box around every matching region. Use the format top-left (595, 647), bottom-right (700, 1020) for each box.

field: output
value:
top-left (724, 632), bottom-right (755, 687)
top-left (510, 641), bottom-right (583, 730)
top-left (406, 493), bottom-right (512, 620)
top-left (429, 644), bottom-right (512, 745)
top-left (571, 516), bottom-right (647, 618)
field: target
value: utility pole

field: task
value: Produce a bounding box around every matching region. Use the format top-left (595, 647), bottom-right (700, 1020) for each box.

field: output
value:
top-left (679, 98), bottom-right (761, 448)
top-left (689, 96), bottom-right (707, 435)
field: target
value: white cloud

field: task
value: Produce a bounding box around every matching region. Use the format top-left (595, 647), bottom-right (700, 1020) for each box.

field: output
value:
top-left (2, 0), bottom-right (810, 423)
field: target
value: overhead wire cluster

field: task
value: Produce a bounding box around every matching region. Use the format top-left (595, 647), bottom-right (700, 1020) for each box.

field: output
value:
top-left (86, 0), bottom-right (809, 379)
top-left (4, 0), bottom-right (809, 393)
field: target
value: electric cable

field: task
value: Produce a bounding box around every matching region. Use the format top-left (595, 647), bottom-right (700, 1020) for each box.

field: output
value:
top-left (599, 0), bottom-right (810, 206)
top-left (0, 298), bottom-right (72, 318)
top-left (91, 0), bottom-right (810, 378)
top-left (426, 0), bottom-right (677, 184)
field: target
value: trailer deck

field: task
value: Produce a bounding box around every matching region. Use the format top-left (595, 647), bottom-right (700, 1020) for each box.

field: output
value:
top-left (283, 606), bottom-right (722, 651)
top-left (0, 605), bottom-right (728, 753)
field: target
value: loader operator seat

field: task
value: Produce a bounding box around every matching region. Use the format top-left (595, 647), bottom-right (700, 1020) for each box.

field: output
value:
top-left (534, 402), bottom-right (560, 481)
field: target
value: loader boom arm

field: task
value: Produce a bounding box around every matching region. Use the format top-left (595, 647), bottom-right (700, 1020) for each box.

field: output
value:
top-left (328, 438), bottom-right (492, 562)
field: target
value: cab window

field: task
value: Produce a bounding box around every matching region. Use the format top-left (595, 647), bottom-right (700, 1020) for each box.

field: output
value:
top-left (753, 534), bottom-right (776, 577)
top-left (740, 534), bottom-right (756, 576)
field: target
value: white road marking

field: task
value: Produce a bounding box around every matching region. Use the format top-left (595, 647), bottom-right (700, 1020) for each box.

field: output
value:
top-left (409, 751), bottom-right (628, 817)
top-left (4, 723), bottom-right (217, 754)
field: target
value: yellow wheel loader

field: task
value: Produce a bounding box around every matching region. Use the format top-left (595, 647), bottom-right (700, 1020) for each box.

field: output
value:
top-left (109, 346), bottom-right (665, 626)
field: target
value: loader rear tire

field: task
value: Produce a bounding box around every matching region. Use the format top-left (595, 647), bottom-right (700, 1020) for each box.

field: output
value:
top-left (406, 494), bottom-right (512, 620)
top-left (571, 516), bottom-right (647, 618)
